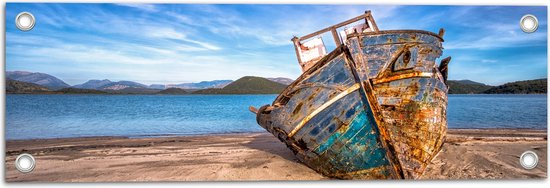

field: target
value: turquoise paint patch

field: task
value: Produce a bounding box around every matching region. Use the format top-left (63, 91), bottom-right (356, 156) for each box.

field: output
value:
top-left (321, 102), bottom-right (390, 171)
top-left (315, 107), bottom-right (366, 154)
top-left (343, 120), bottom-right (389, 170)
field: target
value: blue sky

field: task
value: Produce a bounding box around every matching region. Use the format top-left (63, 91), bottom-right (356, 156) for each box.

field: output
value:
top-left (6, 4), bottom-right (547, 86)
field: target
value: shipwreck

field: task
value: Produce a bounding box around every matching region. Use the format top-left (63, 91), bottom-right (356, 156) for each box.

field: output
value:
top-left (250, 10), bottom-right (451, 179)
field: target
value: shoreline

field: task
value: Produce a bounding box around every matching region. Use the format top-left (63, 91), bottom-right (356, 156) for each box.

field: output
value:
top-left (6, 93), bottom-right (280, 95)
top-left (5, 131), bottom-right (268, 142)
top-left (5, 129), bottom-right (547, 181)
top-left (7, 93), bottom-right (547, 95)
top-left (6, 128), bottom-right (547, 142)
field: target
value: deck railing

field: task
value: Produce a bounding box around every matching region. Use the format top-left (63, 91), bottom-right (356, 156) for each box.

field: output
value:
top-left (291, 11), bottom-right (379, 71)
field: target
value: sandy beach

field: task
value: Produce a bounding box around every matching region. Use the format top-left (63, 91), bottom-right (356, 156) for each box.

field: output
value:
top-left (5, 129), bottom-right (547, 182)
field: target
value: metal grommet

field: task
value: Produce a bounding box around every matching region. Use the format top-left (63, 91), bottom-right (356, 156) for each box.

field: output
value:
top-left (15, 153), bottom-right (36, 173)
top-left (15, 12), bottom-right (35, 31)
top-left (519, 150), bottom-right (538, 170)
top-left (520, 14), bottom-right (538, 33)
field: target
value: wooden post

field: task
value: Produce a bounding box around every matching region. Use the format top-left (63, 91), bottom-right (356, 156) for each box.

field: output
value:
top-left (365, 11), bottom-right (379, 31)
top-left (291, 36), bottom-right (304, 68)
top-left (331, 28), bottom-right (342, 46)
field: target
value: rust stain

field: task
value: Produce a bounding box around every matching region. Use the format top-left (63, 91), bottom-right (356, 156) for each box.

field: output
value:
top-left (373, 72), bottom-right (433, 85)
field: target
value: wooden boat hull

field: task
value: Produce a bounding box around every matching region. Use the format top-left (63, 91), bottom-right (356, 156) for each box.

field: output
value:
top-left (256, 46), bottom-right (403, 179)
top-left (348, 31), bottom-right (448, 178)
top-left (254, 30), bottom-right (448, 179)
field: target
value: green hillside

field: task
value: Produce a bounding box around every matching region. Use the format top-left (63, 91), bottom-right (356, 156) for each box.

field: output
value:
top-left (193, 76), bottom-right (287, 94)
top-left (483, 79), bottom-right (547, 94)
top-left (448, 80), bottom-right (493, 94)
top-left (157, 88), bottom-right (189, 95)
top-left (448, 79), bottom-right (547, 94)
top-left (6, 79), bottom-right (51, 94)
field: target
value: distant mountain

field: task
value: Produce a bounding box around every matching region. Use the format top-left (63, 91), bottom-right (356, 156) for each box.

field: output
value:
top-left (167, 80), bottom-right (233, 89)
top-left (267, 77), bottom-right (294, 85)
top-left (193, 76), bottom-right (287, 94)
top-left (55, 87), bottom-right (108, 94)
top-left (6, 79), bottom-right (50, 94)
top-left (448, 80), bottom-right (493, 94)
top-left (103, 87), bottom-right (161, 94)
top-left (6, 71), bottom-right (70, 90)
top-left (73, 79), bottom-right (112, 89)
top-left (483, 79), bottom-right (547, 94)
top-left (6, 79), bottom-right (108, 94)
top-left (157, 88), bottom-right (189, 95)
top-left (71, 79), bottom-right (163, 94)
top-left (8, 71), bottom-right (546, 95)
top-left (148, 84), bottom-right (166, 90)
top-left (98, 81), bottom-right (148, 90)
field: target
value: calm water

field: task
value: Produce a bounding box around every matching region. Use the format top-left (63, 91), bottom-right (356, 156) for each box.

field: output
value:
top-left (6, 94), bottom-right (547, 140)
top-left (448, 94), bottom-right (547, 130)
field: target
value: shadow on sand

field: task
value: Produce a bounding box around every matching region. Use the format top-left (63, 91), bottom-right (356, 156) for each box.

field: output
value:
top-left (240, 133), bottom-right (299, 162)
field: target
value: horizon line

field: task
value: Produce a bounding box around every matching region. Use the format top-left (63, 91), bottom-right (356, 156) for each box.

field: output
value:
top-left (5, 70), bottom-right (293, 86)
top-left (5, 70), bottom-right (547, 87)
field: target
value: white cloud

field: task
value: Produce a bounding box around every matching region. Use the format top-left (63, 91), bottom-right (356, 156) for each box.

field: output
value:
top-left (481, 59), bottom-right (498, 63)
top-left (115, 3), bottom-right (158, 12)
top-left (162, 5), bottom-right (402, 46)
top-left (9, 4), bottom-right (545, 86)
top-left (445, 31), bottom-right (546, 50)
top-left (7, 32), bottom-right (291, 85)
top-left (145, 27), bottom-right (221, 50)
top-left (439, 6), bottom-right (547, 50)
top-left (257, 6), bottom-right (400, 46)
